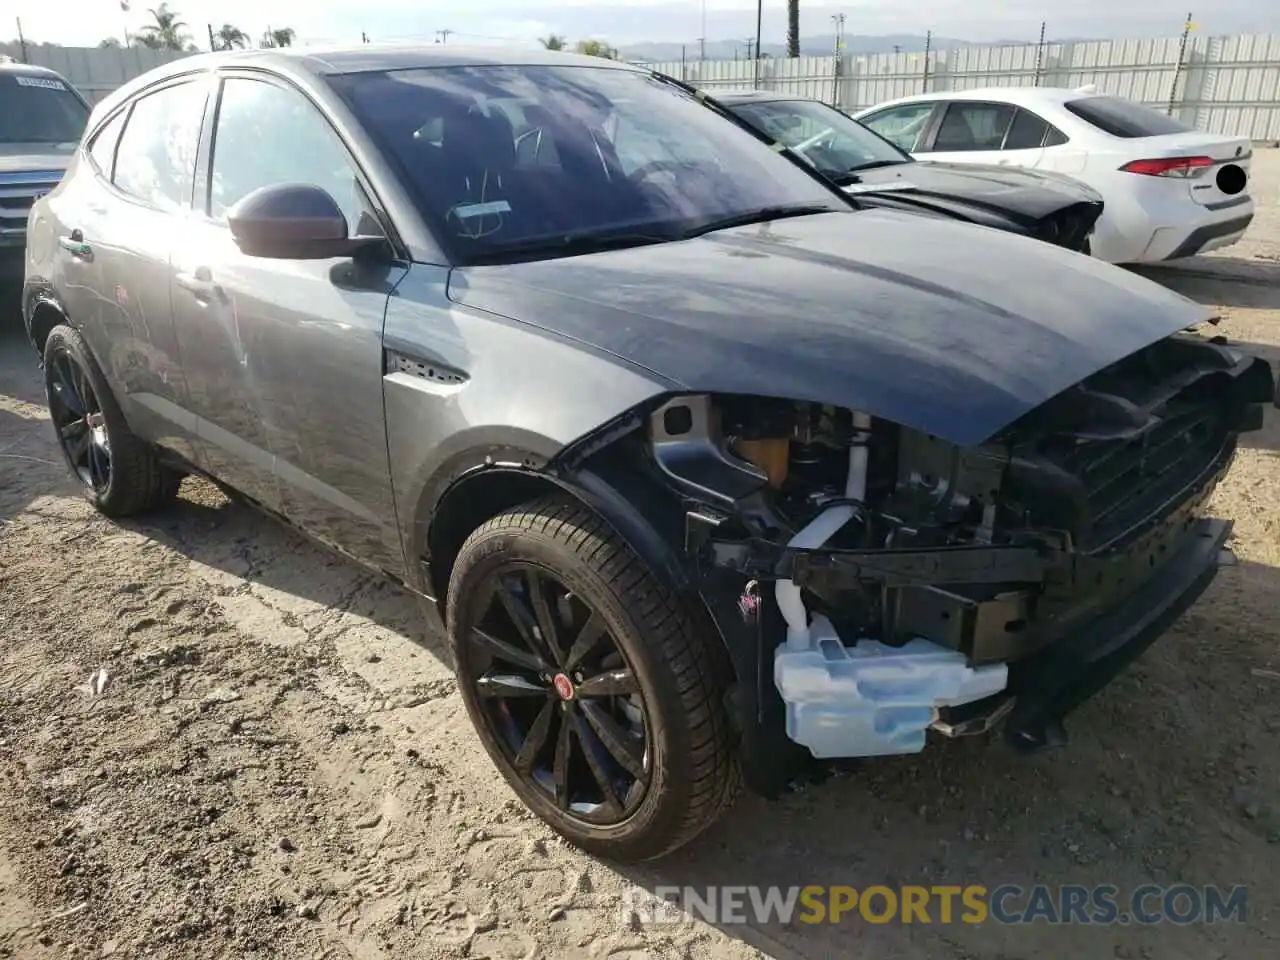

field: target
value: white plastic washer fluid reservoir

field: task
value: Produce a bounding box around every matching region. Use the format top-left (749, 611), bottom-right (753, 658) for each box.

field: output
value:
top-left (774, 615), bottom-right (1008, 758)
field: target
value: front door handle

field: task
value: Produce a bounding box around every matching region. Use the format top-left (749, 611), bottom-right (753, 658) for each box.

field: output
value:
top-left (58, 230), bottom-right (93, 260)
top-left (175, 266), bottom-right (220, 303)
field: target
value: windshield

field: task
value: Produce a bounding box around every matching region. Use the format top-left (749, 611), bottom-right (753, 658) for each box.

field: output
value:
top-left (728, 98), bottom-right (910, 182)
top-left (0, 73), bottom-right (90, 144)
top-left (330, 65), bottom-right (847, 262)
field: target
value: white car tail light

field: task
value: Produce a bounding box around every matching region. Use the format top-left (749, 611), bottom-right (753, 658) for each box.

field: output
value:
top-left (1120, 156), bottom-right (1215, 178)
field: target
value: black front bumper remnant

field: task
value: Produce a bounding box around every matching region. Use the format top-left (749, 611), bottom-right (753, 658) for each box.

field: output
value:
top-left (1000, 517), bottom-right (1232, 751)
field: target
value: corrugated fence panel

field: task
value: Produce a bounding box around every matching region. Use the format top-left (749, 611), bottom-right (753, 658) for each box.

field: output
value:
top-left (4, 35), bottom-right (1279, 139)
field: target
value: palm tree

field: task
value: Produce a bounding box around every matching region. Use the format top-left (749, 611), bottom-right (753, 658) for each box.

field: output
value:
top-left (540, 34), bottom-right (566, 51)
top-left (137, 3), bottom-right (191, 51)
top-left (214, 24), bottom-right (249, 51)
top-left (786, 0), bottom-right (800, 58)
top-left (259, 27), bottom-right (296, 49)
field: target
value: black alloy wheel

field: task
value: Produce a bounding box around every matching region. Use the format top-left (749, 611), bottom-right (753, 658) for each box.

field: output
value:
top-left (46, 345), bottom-right (112, 493)
top-left (463, 561), bottom-right (651, 823)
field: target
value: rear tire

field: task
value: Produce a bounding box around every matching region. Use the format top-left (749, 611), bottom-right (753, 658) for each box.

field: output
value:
top-left (447, 495), bottom-right (739, 861)
top-left (43, 324), bottom-right (181, 517)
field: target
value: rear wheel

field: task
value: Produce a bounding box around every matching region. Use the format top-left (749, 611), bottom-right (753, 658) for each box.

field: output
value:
top-left (447, 495), bottom-right (738, 861)
top-left (43, 324), bottom-right (181, 517)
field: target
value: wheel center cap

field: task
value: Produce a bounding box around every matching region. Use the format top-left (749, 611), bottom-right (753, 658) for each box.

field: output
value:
top-left (552, 673), bottom-right (575, 700)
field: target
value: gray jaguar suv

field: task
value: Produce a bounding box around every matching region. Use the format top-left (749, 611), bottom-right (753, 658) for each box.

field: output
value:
top-left (23, 45), bottom-right (1275, 861)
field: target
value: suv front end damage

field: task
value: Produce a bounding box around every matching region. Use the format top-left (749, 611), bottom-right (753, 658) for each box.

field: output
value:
top-left (617, 332), bottom-right (1274, 795)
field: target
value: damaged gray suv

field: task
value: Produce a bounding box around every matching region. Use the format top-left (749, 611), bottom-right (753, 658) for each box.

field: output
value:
top-left (23, 46), bottom-right (1277, 861)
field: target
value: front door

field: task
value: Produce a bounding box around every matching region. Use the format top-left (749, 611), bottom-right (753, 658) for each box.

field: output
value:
top-left (171, 72), bottom-right (407, 573)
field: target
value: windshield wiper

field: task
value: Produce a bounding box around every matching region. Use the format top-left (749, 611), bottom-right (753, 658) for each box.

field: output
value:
top-left (848, 159), bottom-right (910, 173)
top-left (677, 204), bottom-right (839, 240)
top-left (465, 229), bottom-right (675, 265)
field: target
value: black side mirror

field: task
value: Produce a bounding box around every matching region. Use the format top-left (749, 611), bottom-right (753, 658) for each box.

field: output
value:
top-left (228, 183), bottom-right (381, 260)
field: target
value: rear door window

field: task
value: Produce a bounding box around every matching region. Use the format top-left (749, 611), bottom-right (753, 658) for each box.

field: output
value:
top-left (87, 110), bottom-right (127, 178)
top-left (1063, 96), bottom-right (1194, 138)
top-left (1003, 108), bottom-right (1064, 149)
top-left (932, 102), bottom-right (1015, 152)
top-left (112, 80), bottom-right (208, 211)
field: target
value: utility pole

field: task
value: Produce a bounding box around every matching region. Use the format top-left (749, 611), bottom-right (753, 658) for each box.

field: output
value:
top-left (1033, 20), bottom-right (1047, 85)
top-left (831, 13), bottom-right (846, 106)
top-left (14, 17), bottom-right (28, 62)
top-left (753, 0), bottom-right (763, 88)
top-left (699, 0), bottom-right (707, 60)
top-left (436, 29), bottom-right (453, 45)
top-left (361, 31), bottom-right (369, 44)
top-left (922, 29), bottom-right (933, 92)
top-left (1169, 12), bottom-right (1195, 115)
top-left (208, 23), bottom-right (217, 51)
top-left (745, 38), bottom-right (755, 61)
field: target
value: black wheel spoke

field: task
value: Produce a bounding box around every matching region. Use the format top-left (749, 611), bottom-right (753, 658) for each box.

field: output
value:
top-left (579, 700), bottom-right (646, 780)
top-left (525, 569), bottom-right (566, 667)
top-left (576, 668), bottom-right (638, 698)
top-left (563, 612), bottom-right (606, 671)
top-left (60, 419), bottom-right (87, 441)
top-left (475, 671), bottom-right (548, 699)
top-left (553, 707), bottom-right (573, 810)
top-left (88, 444), bottom-right (108, 489)
top-left (66, 430), bottom-right (90, 467)
top-left (471, 627), bottom-right (547, 674)
top-left (572, 710), bottom-right (622, 814)
top-left (495, 575), bottom-right (556, 666)
top-left (514, 699), bottom-right (556, 775)
top-left (51, 357), bottom-right (85, 416)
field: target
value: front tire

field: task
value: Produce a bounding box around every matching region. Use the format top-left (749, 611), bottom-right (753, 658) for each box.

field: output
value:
top-left (447, 495), bottom-right (738, 861)
top-left (43, 324), bottom-right (180, 517)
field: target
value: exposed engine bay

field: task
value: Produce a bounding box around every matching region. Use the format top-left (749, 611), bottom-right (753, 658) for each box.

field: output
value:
top-left (629, 330), bottom-right (1275, 788)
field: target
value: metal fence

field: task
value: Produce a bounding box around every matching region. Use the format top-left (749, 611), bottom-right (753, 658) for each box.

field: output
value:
top-left (4, 32), bottom-right (1280, 140)
top-left (0, 42), bottom-right (188, 104)
top-left (653, 32), bottom-right (1280, 142)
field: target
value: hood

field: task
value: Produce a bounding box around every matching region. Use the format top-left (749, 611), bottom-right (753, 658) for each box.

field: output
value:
top-left (0, 143), bottom-right (74, 176)
top-left (847, 160), bottom-right (1101, 227)
top-left (448, 209), bottom-right (1209, 447)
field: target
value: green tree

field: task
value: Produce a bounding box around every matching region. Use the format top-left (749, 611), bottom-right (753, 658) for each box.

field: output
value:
top-left (786, 0), bottom-right (800, 58)
top-left (99, 37), bottom-right (123, 48)
top-left (214, 24), bottom-right (249, 51)
top-left (136, 3), bottom-right (191, 51)
top-left (574, 38), bottom-right (617, 59)
top-left (539, 34), bottom-right (566, 51)
top-left (259, 27), bottom-right (296, 48)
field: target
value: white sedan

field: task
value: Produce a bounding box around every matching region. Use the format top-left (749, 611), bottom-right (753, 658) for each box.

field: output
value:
top-left (854, 86), bottom-right (1254, 264)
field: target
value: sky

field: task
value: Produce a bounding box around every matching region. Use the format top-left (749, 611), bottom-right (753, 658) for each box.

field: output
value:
top-left (10, 0), bottom-right (1272, 51)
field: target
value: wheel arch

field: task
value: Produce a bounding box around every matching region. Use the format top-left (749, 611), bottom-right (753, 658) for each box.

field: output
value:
top-left (25, 292), bottom-right (69, 357)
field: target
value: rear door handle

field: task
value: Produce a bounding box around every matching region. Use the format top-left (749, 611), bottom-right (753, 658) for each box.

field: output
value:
top-left (175, 266), bottom-right (221, 303)
top-left (58, 230), bottom-right (93, 260)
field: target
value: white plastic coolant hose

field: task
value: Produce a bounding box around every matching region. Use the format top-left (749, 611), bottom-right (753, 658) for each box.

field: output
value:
top-left (776, 412), bottom-right (872, 652)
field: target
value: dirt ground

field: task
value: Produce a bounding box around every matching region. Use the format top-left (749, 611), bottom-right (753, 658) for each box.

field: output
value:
top-left (2, 153), bottom-right (1279, 960)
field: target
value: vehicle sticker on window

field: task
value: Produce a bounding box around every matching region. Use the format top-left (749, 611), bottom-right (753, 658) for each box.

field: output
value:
top-left (843, 181), bottom-right (919, 194)
top-left (451, 200), bottom-right (512, 219)
top-left (15, 76), bottom-right (68, 90)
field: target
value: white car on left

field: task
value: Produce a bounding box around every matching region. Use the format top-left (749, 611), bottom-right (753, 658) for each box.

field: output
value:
top-left (854, 86), bottom-right (1254, 264)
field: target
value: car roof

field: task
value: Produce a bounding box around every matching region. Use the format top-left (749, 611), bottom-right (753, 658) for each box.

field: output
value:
top-left (96, 44), bottom-right (645, 117)
top-left (858, 86), bottom-right (1102, 113)
top-left (0, 60), bottom-right (68, 79)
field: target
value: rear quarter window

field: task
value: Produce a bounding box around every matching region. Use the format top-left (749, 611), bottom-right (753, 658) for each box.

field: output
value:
top-left (1062, 96), bottom-right (1194, 138)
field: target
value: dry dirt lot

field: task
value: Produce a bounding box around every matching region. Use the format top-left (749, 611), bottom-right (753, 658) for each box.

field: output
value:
top-left (2, 153), bottom-right (1279, 960)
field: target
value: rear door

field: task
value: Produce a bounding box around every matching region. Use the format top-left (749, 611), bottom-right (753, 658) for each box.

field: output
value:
top-left (53, 75), bottom-right (210, 465)
top-left (173, 71), bottom-right (408, 573)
